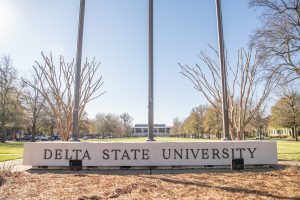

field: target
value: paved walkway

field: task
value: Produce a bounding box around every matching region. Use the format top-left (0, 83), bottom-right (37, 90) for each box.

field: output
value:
top-left (0, 159), bottom-right (31, 172)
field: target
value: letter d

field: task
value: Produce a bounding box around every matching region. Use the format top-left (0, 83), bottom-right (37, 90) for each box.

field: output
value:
top-left (44, 149), bottom-right (52, 159)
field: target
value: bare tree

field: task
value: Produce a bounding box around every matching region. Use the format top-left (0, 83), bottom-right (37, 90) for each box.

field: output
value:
top-left (21, 75), bottom-right (44, 142)
top-left (249, 105), bottom-right (268, 140)
top-left (0, 56), bottom-right (19, 143)
top-left (24, 52), bottom-right (104, 141)
top-left (79, 111), bottom-right (90, 136)
top-left (120, 113), bottom-right (133, 136)
top-left (94, 113), bottom-right (123, 137)
top-left (179, 47), bottom-right (278, 140)
top-left (40, 104), bottom-right (56, 141)
top-left (170, 117), bottom-right (183, 137)
top-left (250, 0), bottom-right (300, 82)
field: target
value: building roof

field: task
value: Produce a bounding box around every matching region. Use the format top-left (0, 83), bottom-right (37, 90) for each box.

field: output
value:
top-left (134, 124), bottom-right (168, 128)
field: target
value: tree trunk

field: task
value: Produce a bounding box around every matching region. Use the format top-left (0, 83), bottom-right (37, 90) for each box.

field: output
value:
top-left (1, 126), bottom-right (6, 143)
top-left (50, 126), bottom-right (54, 141)
top-left (241, 129), bottom-right (245, 140)
top-left (236, 129), bottom-right (245, 140)
top-left (258, 126), bottom-right (262, 140)
top-left (31, 122), bottom-right (36, 142)
top-left (12, 131), bottom-right (16, 141)
top-left (229, 123), bottom-right (235, 140)
top-left (1, 120), bottom-right (6, 143)
top-left (237, 130), bottom-right (241, 140)
top-left (294, 126), bottom-right (298, 142)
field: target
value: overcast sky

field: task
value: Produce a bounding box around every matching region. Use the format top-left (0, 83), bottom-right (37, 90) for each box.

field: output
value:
top-left (0, 0), bottom-right (261, 125)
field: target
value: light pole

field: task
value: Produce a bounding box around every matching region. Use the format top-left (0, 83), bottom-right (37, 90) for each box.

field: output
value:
top-left (147, 0), bottom-right (155, 141)
top-left (71, 0), bottom-right (85, 141)
top-left (215, 0), bottom-right (230, 140)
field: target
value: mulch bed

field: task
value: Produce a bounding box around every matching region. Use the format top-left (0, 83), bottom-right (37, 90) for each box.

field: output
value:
top-left (0, 167), bottom-right (300, 200)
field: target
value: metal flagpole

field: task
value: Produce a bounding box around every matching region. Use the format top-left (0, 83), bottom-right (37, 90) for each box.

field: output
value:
top-left (215, 0), bottom-right (230, 140)
top-left (147, 0), bottom-right (155, 141)
top-left (71, 0), bottom-right (86, 141)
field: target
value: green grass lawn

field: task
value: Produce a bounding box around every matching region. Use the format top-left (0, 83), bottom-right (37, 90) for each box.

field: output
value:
top-left (0, 154), bottom-right (23, 162)
top-left (277, 140), bottom-right (300, 161)
top-left (0, 138), bottom-right (299, 162)
top-left (0, 142), bottom-right (24, 162)
top-left (87, 137), bottom-right (209, 142)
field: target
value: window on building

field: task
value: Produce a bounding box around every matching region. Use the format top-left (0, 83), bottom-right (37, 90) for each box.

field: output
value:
top-left (143, 128), bottom-right (148, 133)
top-left (135, 128), bottom-right (142, 133)
top-left (159, 128), bottom-right (165, 133)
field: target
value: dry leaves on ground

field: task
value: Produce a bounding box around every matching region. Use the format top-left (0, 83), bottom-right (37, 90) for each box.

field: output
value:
top-left (0, 168), bottom-right (300, 200)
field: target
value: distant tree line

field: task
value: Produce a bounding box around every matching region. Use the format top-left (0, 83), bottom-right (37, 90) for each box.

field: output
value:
top-left (89, 112), bottom-right (133, 138)
top-left (170, 104), bottom-right (263, 140)
top-left (171, 91), bottom-right (300, 141)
